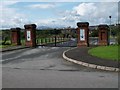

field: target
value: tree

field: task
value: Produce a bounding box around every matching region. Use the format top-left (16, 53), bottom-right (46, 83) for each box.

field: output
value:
top-left (117, 32), bottom-right (120, 45)
top-left (2, 30), bottom-right (11, 45)
top-left (89, 30), bottom-right (98, 37)
top-left (116, 24), bottom-right (120, 45)
top-left (111, 26), bottom-right (118, 37)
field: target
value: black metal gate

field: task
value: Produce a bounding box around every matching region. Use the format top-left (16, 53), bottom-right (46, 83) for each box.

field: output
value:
top-left (89, 29), bottom-right (98, 46)
top-left (36, 28), bottom-right (77, 47)
top-left (89, 37), bottom-right (98, 46)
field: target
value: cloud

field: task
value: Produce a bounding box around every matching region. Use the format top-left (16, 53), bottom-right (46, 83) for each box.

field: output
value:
top-left (35, 2), bottom-right (118, 28)
top-left (0, 1), bottom-right (30, 29)
top-left (1, 0), bottom-right (19, 6)
top-left (1, 1), bottom-right (119, 29)
top-left (2, 0), bottom-right (120, 2)
top-left (59, 2), bottom-right (118, 26)
top-left (73, 3), bottom-right (96, 16)
top-left (28, 3), bottom-right (56, 9)
top-left (35, 18), bottom-right (66, 28)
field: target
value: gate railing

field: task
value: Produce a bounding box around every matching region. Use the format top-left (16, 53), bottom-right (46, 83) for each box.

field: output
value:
top-left (89, 37), bottom-right (98, 46)
top-left (36, 37), bottom-right (70, 46)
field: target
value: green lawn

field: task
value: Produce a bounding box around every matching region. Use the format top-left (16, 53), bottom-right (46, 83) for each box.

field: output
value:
top-left (0, 44), bottom-right (16, 48)
top-left (88, 45), bottom-right (119, 61)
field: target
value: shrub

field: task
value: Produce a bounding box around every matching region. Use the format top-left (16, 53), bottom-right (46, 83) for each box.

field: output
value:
top-left (117, 32), bottom-right (120, 45)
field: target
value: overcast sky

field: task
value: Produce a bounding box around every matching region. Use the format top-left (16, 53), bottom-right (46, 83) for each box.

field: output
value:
top-left (1, 0), bottom-right (119, 29)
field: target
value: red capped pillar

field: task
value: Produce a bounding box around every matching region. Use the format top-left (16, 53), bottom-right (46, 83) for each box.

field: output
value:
top-left (24, 24), bottom-right (36, 47)
top-left (77, 22), bottom-right (89, 47)
top-left (98, 25), bottom-right (109, 46)
top-left (11, 27), bottom-right (21, 45)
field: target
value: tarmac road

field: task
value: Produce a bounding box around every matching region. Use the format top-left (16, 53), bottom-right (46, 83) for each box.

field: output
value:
top-left (1, 46), bottom-right (118, 88)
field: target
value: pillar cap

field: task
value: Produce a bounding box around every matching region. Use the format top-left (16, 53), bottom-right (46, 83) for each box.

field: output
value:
top-left (98, 24), bottom-right (109, 30)
top-left (98, 24), bottom-right (109, 28)
top-left (77, 22), bottom-right (89, 27)
top-left (11, 27), bottom-right (21, 31)
top-left (24, 24), bottom-right (36, 29)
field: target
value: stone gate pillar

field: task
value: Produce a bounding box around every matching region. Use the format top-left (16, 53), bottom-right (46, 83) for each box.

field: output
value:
top-left (98, 25), bottom-right (109, 46)
top-left (77, 22), bottom-right (89, 47)
top-left (24, 24), bottom-right (36, 47)
top-left (11, 27), bottom-right (21, 45)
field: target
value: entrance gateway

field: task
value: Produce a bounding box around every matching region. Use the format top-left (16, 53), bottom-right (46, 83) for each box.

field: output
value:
top-left (11, 22), bottom-right (110, 47)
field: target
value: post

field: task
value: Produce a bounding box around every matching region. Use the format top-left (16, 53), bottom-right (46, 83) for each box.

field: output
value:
top-left (24, 24), bottom-right (36, 47)
top-left (11, 27), bottom-right (21, 45)
top-left (109, 16), bottom-right (111, 37)
top-left (77, 22), bottom-right (89, 47)
top-left (54, 29), bottom-right (57, 46)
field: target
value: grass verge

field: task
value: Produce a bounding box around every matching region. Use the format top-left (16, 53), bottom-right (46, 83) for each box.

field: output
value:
top-left (88, 45), bottom-right (119, 61)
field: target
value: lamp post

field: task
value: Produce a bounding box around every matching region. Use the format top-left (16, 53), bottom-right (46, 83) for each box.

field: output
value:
top-left (109, 16), bottom-right (111, 37)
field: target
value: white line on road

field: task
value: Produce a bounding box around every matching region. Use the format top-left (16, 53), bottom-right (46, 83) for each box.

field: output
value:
top-left (1, 55), bottom-right (22, 62)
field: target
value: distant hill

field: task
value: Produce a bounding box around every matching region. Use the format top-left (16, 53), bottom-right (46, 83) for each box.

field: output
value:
top-left (37, 26), bottom-right (52, 30)
top-left (37, 25), bottom-right (66, 30)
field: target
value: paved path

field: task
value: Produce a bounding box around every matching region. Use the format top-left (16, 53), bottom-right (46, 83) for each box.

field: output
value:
top-left (1, 47), bottom-right (118, 88)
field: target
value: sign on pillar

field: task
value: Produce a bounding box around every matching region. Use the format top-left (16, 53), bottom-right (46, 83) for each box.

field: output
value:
top-left (77, 22), bottom-right (89, 47)
top-left (24, 24), bottom-right (36, 47)
top-left (98, 25), bottom-right (109, 46)
top-left (11, 27), bottom-right (21, 45)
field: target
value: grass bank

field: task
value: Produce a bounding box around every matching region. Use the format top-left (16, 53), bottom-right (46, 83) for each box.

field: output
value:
top-left (0, 44), bottom-right (16, 48)
top-left (88, 45), bottom-right (119, 61)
